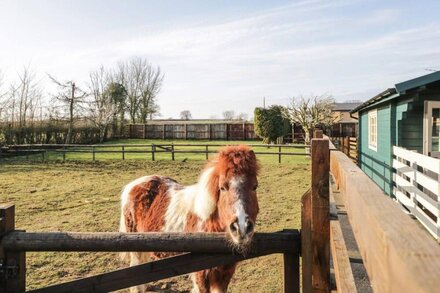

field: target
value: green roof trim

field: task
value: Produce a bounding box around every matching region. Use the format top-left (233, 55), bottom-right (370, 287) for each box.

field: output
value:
top-left (395, 71), bottom-right (440, 93)
top-left (351, 71), bottom-right (440, 114)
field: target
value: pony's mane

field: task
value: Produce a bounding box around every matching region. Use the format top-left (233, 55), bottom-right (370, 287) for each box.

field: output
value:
top-left (209, 145), bottom-right (260, 177)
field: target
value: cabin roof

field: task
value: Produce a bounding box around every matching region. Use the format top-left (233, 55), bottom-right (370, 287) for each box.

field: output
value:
top-left (351, 71), bottom-right (440, 113)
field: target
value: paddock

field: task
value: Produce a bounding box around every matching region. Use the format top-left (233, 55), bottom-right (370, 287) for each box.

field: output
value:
top-left (1, 133), bottom-right (440, 292)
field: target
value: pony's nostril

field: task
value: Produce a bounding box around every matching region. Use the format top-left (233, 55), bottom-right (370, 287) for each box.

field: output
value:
top-left (229, 222), bottom-right (239, 234)
top-left (246, 221), bottom-right (254, 235)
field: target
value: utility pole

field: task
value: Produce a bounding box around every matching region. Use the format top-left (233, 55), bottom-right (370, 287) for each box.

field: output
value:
top-left (263, 96), bottom-right (266, 108)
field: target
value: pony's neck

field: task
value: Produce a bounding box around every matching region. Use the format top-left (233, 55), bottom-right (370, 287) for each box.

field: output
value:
top-left (191, 166), bottom-right (219, 221)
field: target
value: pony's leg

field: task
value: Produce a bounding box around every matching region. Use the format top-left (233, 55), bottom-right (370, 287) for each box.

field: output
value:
top-left (191, 271), bottom-right (208, 293)
top-left (128, 252), bottom-right (148, 293)
top-left (207, 264), bottom-right (237, 293)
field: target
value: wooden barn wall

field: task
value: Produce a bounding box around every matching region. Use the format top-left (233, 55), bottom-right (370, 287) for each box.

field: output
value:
top-left (128, 123), bottom-right (257, 140)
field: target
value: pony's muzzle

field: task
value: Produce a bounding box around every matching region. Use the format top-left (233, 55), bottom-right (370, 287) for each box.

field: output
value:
top-left (228, 218), bottom-right (255, 245)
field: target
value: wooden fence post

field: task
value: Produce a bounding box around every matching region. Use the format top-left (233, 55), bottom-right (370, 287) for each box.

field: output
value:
top-left (279, 146), bottom-right (282, 164)
top-left (284, 230), bottom-right (300, 293)
top-left (92, 146), bottom-right (96, 162)
top-left (0, 204), bottom-right (26, 293)
top-left (143, 124), bottom-right (146, 139)
top-left (314, 129), bottom-right (323, 139)
top-left (122, 146), bottom-right (125, 160)
top-left (310, 136), bottom-right (330, 293)
top-left (243, 123), bottom-right (246, 140)
top-left (205, 145), bottom-right (209, 160)
top-left (344, 136), bottom-right (349, 156)
top-left (151, 144), bottom-right (155, 161)
top-left (171, 144), bottom-right (175, 161)
top-left (301, 189), bottom-right (312, 293)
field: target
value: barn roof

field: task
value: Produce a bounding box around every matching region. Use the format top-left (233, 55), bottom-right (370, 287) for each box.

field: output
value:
top-left (332, 102), bottom-right (362, 111)
top-left (351, 71), bottom-right (440, 114)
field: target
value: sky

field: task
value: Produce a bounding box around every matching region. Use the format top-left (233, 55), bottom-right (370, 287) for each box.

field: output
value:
top-left (1, 0), bottom-right (440, 119)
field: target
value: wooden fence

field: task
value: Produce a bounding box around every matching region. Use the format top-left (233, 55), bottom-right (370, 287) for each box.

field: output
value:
top-left (128, 123), bottom-right (256, 140)
top-left (1, 143), bottom-right (307, 163)
top-left (331, 142), bottom-right (440, 292)
top-left (392, 146), bottom-right (440, 240)
top-left (332, 136), bottom-right (357, 163)
top-left (0, 134), bottom-right (340, 293)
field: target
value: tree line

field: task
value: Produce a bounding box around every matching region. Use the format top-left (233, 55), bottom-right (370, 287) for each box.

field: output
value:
top-left (0, 56), bottom-right (163, 144)
top-left (253, 95), bottom-right (335, 144)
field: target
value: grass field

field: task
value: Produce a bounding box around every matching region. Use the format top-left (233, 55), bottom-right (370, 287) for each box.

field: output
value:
top-left (4, 139), bottom-right (309, 165)
top-left (0, 141), bottom-right (310, 292)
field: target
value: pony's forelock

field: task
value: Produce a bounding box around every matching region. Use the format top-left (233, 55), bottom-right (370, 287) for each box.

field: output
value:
top-left (213, 145), bottom-right (260, 177)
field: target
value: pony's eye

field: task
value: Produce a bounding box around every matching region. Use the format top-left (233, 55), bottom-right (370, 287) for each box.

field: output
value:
top-left (220, 184), bottom-right (229, 192)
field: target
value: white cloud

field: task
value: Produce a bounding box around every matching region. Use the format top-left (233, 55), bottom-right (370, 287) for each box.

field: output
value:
top-left (1, 0), bottom-right (440, 118)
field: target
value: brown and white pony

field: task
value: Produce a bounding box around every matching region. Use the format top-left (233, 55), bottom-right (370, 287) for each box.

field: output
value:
top-left (119, 145), bottom-right (260, 293)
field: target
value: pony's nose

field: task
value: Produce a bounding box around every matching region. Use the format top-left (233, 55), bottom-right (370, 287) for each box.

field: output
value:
top-left (229, 218), bottom-right (254, 240)
top-left (229, 221), bottom-right (240, 237)
top-left (245, 219), bottom-right (254, 236)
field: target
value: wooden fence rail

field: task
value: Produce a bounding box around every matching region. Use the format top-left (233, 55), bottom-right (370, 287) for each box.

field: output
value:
top-left (1, 231), bottom-right (298, 253)
top-left (1, 143), bottom-right (308, 163)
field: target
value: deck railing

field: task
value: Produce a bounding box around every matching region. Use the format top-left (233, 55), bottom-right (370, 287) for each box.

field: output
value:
top-left (392, 146), bottom-right (440, 240)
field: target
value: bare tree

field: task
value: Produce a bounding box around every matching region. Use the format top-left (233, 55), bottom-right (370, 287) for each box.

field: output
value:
top-left (236, 112), bottom-right (248, 121)
top-left (88, 66), bottom-right (120, 142)
top-left (48, 74), bottom-right (87, 144)
top-left (0, 70), bottom-right (6, 122)
top-left (180, 110), bottom-right (192, 120)
top-left (282, 94), bottom-right (335, 144)
top-left (222, 110), bottom-right (235, 121)
top-left (10, 67), bottom-right (42, 127)
top-left (116, 57), bottom-right (163, 123)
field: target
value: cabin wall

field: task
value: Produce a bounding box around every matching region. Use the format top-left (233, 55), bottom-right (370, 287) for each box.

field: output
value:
top-left (398, 96), bottom-right (423, 152)
top-left (359, 103), bottom-right (393, 195)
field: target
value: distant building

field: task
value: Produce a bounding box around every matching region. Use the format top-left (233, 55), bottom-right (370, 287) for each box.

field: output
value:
top-left (331, 102), bottom-right (362, 137)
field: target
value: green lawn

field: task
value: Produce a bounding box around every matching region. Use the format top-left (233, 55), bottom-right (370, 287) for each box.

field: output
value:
top-left (0, 141), bottom-right (310, 292)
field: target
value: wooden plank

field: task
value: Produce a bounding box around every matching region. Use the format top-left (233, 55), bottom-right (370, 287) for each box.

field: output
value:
top-left (330, 149), bottom-right (440, 293)
top-left (393, 146), bottom-right (440, 174)
top-left (1, 231), bottom-right (299, 254)
top-left (412, 207), bottom-right (438, 239)
top-left (329, 192), bottom-right (357, 293)
top-left (301, 189), bottom-right (312, 293)
top-left (28, 252), bottom-right (268, 293)
top-left (311, 138), bottom-right (330, 293)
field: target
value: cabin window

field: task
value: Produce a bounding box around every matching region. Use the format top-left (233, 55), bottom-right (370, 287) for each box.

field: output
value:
top-left (368, 110), bottom-right (378, 151)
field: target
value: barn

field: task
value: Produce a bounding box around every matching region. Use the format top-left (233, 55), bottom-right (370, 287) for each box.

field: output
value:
top-left (351, 71), bottom-right (440, 239)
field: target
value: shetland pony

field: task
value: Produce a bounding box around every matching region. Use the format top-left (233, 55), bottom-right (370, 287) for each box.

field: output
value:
top-left (119, 145), bottom-right (260, 293)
